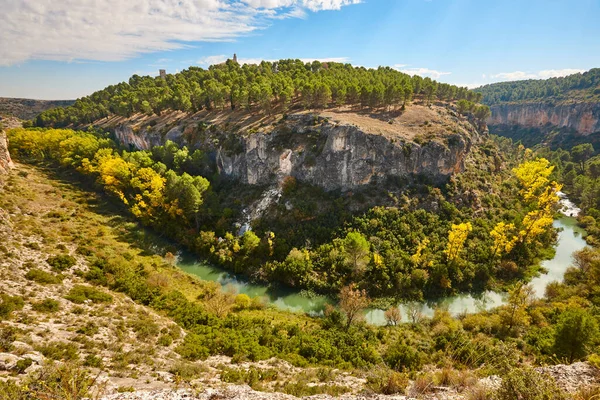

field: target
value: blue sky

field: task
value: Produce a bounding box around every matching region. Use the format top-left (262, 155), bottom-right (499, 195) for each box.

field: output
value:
top-left (1, 0), bottom-right (599, 100)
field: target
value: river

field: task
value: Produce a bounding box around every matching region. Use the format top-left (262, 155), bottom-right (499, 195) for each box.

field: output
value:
top-left (177, 196), bottom-right (587, 325)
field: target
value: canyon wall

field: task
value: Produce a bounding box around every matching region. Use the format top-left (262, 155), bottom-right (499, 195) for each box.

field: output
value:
top-left (115, 112), bottom-right (481, 192)
top-left (488, 102), bottom-right (600, 136)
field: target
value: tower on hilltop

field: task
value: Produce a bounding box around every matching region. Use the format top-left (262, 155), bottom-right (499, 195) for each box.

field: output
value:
top-left (233, 53), bottom-right (238, 63)
top-left (159, 69), bottom-right (166, 80)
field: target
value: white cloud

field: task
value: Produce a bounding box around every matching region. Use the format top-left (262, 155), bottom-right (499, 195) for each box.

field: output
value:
top-left (394, 65), bottom-right (451, 79)
top-left (492, 68), bottom-right (585, 81)
top-left (537, 68), bottom-right (586, 79)
top-left (243, 0), bottom-right (361, 11)
top-left (197, 55), bottom-right (349, 66)
top-left (0, 0), bottom-right (359, 66)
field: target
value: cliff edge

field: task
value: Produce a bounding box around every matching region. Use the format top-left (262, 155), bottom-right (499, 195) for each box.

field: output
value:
top-left (103, 104), bottom-right (483, 191)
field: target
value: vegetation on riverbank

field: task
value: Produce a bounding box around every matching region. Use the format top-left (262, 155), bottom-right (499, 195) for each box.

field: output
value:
top-left (8, 127), bottom-right (561, 302)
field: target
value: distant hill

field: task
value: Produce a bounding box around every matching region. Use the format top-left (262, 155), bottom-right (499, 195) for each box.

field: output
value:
top-left (0, 97), bottom-right (75, 120)
top-left (475, 68), bottom-right (600, 106)
top-left (31, 59), bottom-right (484, 128)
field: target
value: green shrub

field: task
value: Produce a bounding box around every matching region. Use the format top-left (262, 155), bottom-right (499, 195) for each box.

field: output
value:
top-left (46, 254), bottom-right (77, 271)
top-left (76, 322), bottom-right (99, 336)
top-left (175, 333), bottom-right (210, 361)
top-left (24, 269), bottom-right (62, 285)
top-left (157, 334), bottom-right (173, 346)
top-left (0, 380), bottom-right (27, 400)
top-left (37, 341), bottom-right (79, 361)
top-left (384, 341), bottom-right (425, 372)
top-left (128, 316), bottom-right (159, 340)
top-left (495, 368), bottom-right (567, 400)
top-left (13, 358), bottom-right (33, 374)
top-left (0, 294), bottom-right (24, 320)
top-left (31, 298), bottom-right (60, 313)
top-left (65, 285), bottom-right (112, 304)
top-left (0, 325), bottom-right (18, 352)
top-left (26, 362), bottom-right (100, 399)
top-left (169, 361), bottom-right (206, 381)
top-left (366, 368), bottom-right (409, 395)
top-left (83, 354), bottom-right (103, 368)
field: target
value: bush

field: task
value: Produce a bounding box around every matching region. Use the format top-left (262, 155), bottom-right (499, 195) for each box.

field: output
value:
top-left (384, 341), bottom-right (425, 372)
top-left (65, 285), bottom-right (112, 304)
top-left (25, 269), bottom-right (63, 285)
top-left (0, 294), bottom-right (24, 320)
top-left (176, 333), bottom-right (210, 361)
top-left (128, 316), bottom-right (159, 340)
top-left (83, 354), bottom-right (103, 368)
top-left (169, 362), bottom-right (207, 381)
top-left (495, 368), bottom-right (567, 400)
top-left (366, 368), bottom-right (409, 395)
top-left (37, 341), bottom-right (79, 361)
top-left (31, 298), bottom-right (60, 313)
top-left (46, 254), bottom-right (77, 271)
top-left (0, 380), bottom-right (27, 400)
top-left (76, 322), bottom-right (99, 336)
top-left (157, 334), bottom-right (173, 346)
top-left (0, 325), bottom-right (18, 352)
top-left (27, 362), bottom-right (102, 399)
top-left (13, 358), bottom-right (33, 374)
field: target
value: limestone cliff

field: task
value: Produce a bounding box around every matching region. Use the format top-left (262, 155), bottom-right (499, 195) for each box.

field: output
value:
top-left (488, 101), bottom-right (600, 136)
top-left (0, 130), bottom-right (14, 174)
top-left (112, 105), bottom-right (483, 192)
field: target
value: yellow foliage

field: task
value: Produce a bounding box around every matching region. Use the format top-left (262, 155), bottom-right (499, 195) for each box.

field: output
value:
top-left (512, 158), bottom-right (554, 202)
top-left (519, 210), bottom-right (554, 244)
top-left (490, 222), bottom-right (517, 257)
top-left (411, 238), bottom-right (431, 267)
top-left (444, 222), bottom-right (472, 262)
top-left (373, 252), bottom-right (384, 267)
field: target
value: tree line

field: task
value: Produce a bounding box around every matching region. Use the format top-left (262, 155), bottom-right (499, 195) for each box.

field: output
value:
top-left (33, 59), bottom-right (483, 128)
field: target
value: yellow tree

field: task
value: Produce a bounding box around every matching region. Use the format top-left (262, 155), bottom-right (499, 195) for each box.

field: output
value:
top-left (411, 238), bottom-right (432, 268)
top-left (444, 222), bottom-right (472, 263)
top-left (490, 222), bottom-right (518, 259)
top-left (512, 158), bottom-right (554, 202)
top-left (129, 167), bottom-right (166, 225)
top-left (88, 149), bottom-right (134, 204)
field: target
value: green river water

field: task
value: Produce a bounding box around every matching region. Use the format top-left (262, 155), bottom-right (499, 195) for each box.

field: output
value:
top-left (177, 215), bottom-right (586, 325)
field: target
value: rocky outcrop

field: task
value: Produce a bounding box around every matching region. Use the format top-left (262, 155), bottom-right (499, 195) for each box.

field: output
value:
top-left (0, 130), bottom-right (14, 174)
top-left (488, 101), bottom-right (600, 136)
top-left (115, 111), bottom-right (480, 192)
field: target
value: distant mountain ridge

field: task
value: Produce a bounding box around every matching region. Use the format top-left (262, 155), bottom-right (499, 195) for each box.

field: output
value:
top-left (0, 97), bottom-right (75, 120)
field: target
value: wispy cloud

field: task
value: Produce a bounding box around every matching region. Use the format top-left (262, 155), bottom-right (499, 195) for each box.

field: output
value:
top-left (394, 65), bottom-right (451, 79)
top-left (197, 55), bottom-right (349, 66)
top-left (492, 68), bottom-right (585, 81)
top-left (0, 0), bottom-right (360, 66)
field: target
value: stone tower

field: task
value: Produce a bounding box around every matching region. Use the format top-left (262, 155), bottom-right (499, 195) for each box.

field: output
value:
top-left (233, 53), bottom-right (238, 63)
top-left (159, 69), bottom-right (166, 80)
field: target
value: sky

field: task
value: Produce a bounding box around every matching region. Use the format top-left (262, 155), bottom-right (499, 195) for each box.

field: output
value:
top-left (1, 0), bottom-right (599, 100)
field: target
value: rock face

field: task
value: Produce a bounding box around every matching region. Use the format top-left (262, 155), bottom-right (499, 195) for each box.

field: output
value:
top-left (0, 130), bottom-right (14, 174)
top-left (115, 112), bottom-right (480, 192)
top-left (488, 102), bottom-right (600, 136)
